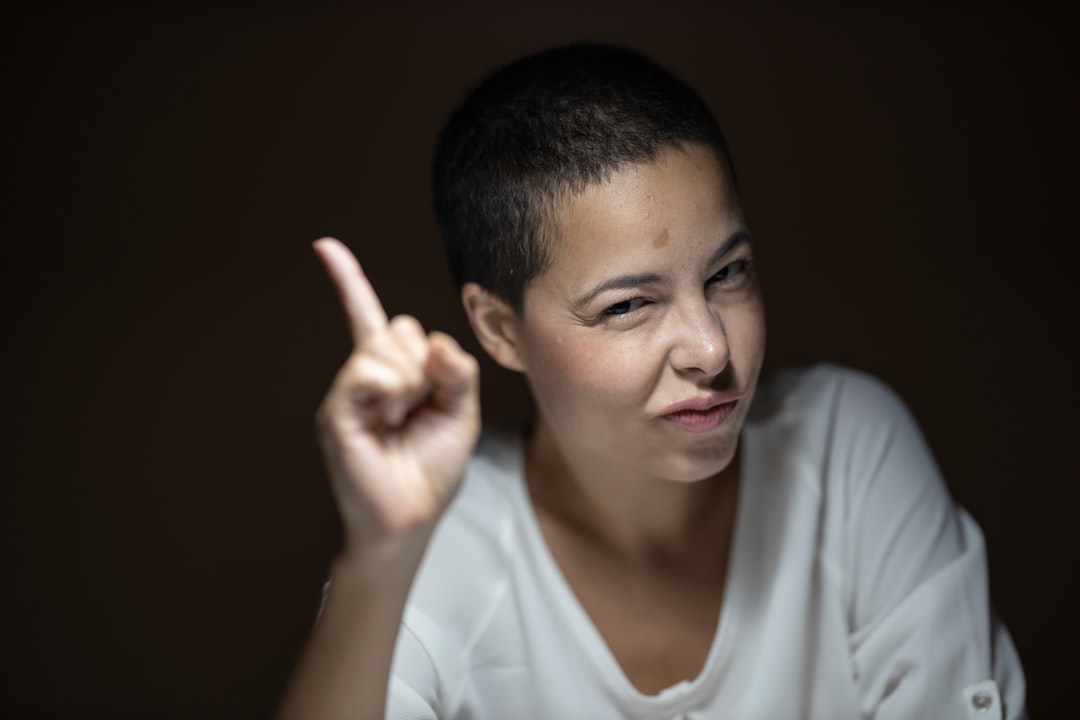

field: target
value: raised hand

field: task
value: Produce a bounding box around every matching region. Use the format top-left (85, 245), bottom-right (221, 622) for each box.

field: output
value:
top-left (312, 237), bottom-right (481, 548)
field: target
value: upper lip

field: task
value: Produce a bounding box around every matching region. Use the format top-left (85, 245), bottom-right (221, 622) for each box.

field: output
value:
top-left (656, 393), bottom-right (741, 416)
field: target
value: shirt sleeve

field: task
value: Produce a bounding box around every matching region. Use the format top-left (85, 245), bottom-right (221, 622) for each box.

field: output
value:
top-left (386, 606), bottom-right (470, 720)
top-left (388, 676), bottom-right (438, 720)
top-left (314, 580), bottom-right (446, 720)
top-left (832, 371), bottom-right (1026, 719)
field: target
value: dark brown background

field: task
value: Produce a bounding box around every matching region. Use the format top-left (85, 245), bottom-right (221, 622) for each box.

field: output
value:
top-left (3, 2), bottom-right (1076, 718)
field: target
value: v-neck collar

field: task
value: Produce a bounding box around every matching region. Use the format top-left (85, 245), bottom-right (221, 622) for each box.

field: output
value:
top-left (500, 426), bottom-right (761, 712)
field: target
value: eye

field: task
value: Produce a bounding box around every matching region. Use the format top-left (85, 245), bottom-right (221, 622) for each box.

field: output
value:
top-left (709, 258), bottom-right (752, 284)
top-left (601, 297), bottom-right (648, 317)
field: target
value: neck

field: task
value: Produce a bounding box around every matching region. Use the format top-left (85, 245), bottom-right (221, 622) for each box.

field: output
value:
top-left (524, 419), bottom-right (739, 575)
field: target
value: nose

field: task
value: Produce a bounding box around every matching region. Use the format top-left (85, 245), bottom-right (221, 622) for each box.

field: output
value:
top-left (668, 300), bottom-right (730, 377)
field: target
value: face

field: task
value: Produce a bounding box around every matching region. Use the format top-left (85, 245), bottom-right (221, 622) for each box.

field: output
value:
top-left (506, 143), bottom-right (767, 484)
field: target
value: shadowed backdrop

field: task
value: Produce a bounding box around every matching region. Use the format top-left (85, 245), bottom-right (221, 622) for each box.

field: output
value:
top-left (2, 2), bottom-right (1075, 717)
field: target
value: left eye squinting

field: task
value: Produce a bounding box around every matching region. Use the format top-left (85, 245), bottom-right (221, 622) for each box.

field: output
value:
top-left (710, 258), bottom-right (752, 284)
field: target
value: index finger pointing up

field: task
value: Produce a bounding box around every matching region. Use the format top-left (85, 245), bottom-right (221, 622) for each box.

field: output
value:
top-left (313, 237), bottom-right (389, 344)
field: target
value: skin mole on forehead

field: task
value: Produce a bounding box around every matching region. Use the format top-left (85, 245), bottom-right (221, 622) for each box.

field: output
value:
top-left (653, 228), bottom-right (670, 249)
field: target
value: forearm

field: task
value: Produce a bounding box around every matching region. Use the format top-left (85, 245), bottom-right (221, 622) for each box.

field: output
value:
top-left (276, 532), bottom-right (433, 720)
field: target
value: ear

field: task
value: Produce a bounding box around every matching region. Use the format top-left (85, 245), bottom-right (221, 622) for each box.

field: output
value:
top-left (460, 283), bottom-right (527, 372)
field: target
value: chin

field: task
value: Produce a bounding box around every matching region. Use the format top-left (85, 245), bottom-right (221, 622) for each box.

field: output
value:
top-left (654, 443), bottom-right (738, 483)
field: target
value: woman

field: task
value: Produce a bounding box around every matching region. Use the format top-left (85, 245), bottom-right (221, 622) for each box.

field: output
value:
top-left (277, 44), bottom-right (1025, 719)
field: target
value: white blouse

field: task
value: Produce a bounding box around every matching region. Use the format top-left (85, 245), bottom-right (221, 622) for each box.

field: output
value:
top-left (384, 364), bottom-right (1026, 719)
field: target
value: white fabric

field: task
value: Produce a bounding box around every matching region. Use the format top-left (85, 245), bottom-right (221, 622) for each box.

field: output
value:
top-left (387, 364), bottom-right (1026, 719)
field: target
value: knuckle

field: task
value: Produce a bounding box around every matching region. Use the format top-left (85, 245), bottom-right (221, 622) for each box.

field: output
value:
top-left (350, 352), bottom-right (419, 396)
top-left (345, 351), bottom-right (371, 375)
top-left (462, 351), bottom-right (480, 377)
top-left (389, 314), bottom-right (425, 337)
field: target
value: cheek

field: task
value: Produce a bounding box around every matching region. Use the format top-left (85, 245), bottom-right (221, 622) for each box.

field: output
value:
top-left (734, 297), bottom-right (768, 341)
top-left (529, 331), bottom-right (654, 409)
top-left (727, 296), bottom-right (767, 364)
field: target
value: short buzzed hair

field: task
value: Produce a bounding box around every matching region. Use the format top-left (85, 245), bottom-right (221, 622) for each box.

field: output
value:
top-left (433, 43), bottom-right (737, 310)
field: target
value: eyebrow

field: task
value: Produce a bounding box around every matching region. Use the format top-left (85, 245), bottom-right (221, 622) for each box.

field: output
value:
top-left (571, 230), bottom-right (752, 309)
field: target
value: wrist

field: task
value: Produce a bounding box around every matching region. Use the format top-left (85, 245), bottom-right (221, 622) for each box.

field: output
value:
top-left (332, 525), bottom-right (435, 585)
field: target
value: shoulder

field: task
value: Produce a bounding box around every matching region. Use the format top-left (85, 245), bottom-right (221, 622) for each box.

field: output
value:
top-left (746, 363), bottom-right (949, 534)
top-left (750, 362), bottom-right (910, 424)
top-left (751, 362), bottom-right (923, 461)
top-left (749, 363), bottom-right (919, 464)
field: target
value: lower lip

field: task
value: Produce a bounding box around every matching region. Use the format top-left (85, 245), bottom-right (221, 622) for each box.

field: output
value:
top-left (660, 401), bottom-right (738, 433)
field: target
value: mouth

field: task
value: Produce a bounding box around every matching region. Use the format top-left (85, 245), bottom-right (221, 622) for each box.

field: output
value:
top-left (657, 395), bottom-right (740, 433)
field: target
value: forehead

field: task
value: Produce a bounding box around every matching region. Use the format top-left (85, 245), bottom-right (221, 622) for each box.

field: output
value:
top-left (543, 145), bottom-right (743, 272)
